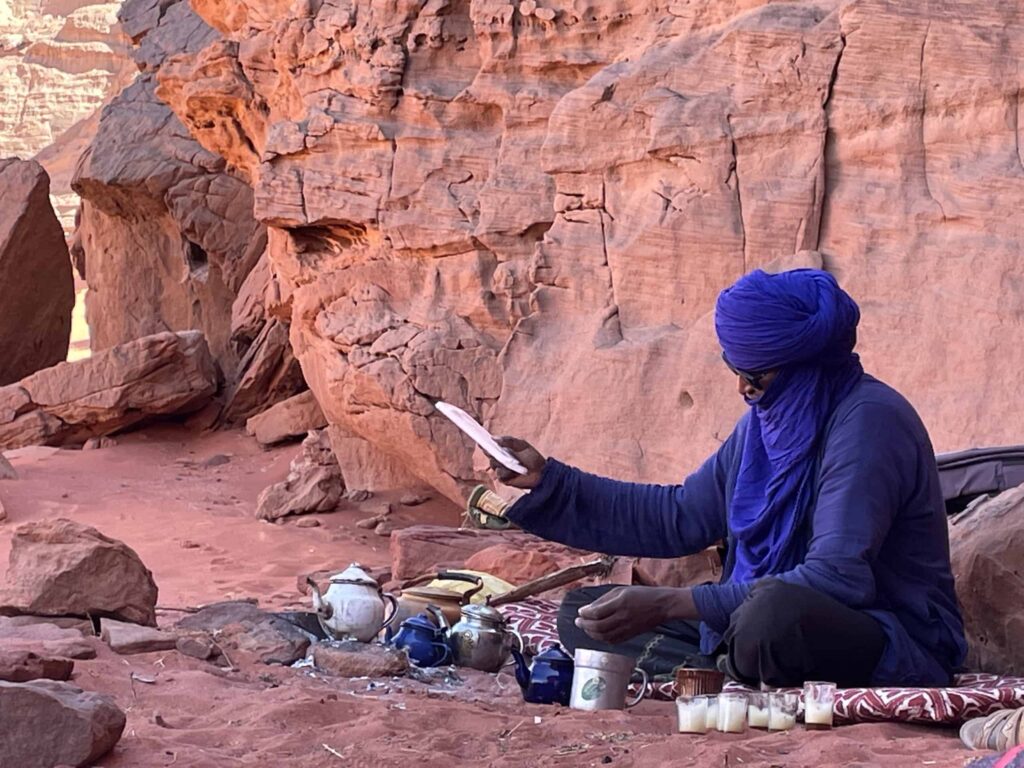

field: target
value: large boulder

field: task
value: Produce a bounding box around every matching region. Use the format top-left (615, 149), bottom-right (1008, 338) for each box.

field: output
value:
top-left (0, 159), bottom-right (74, 386)
top-left (950, 484), bottom-right (1024, 674)
top-left (246, 389), bottom-right (327, 447)
top-left (0, 518), bottom-right (159, 626)
top-left (0, 330), bottom-right (218, 451)
top-left (0, 680), bottom-right (125, 768)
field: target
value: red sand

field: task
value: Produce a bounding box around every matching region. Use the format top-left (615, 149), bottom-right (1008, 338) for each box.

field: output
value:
top-left (0, 427), bottom-right (982, 767)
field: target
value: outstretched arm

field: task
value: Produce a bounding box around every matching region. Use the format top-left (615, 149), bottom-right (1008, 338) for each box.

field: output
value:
top-left (498, 426), bottom-right (742, 559)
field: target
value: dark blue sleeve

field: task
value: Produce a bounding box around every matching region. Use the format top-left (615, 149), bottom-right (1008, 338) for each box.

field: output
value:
top-left (692, 400), bottom-right (910, 633)
top-left (504, 427), bottom-right (740, 558)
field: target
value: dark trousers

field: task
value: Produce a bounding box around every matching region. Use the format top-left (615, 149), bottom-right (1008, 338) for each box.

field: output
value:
top-left (557, 579), bottom-right (886, 688)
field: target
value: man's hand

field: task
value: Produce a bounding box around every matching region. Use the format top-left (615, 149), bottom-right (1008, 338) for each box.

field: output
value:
top-left (575, 586), bottom-right (696, 644)
top-left (489, 436), bottom-right (546, 490)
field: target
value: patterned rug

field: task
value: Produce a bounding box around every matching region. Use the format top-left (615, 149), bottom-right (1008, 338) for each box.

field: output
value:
top-left (501, 598), bottom-right (1024, 725)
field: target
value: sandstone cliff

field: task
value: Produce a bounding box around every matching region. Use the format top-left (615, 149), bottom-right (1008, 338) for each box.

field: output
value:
top-left (0, 0), bottom-right (133, 231)
top-left (88, 0), bottom-right (1024, 502)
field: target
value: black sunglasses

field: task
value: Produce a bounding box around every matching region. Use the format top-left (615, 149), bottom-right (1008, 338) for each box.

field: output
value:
top-left (722, 352), bottom-right (771, 390)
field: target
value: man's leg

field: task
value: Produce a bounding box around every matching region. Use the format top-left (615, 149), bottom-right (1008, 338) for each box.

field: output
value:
top-left (723, 579), bottom-right (886, 688)
top-left (558, 585), bottom-right (716, 678)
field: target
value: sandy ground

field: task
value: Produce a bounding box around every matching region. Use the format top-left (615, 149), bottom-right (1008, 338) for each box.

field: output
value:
top-left (0, 426), bottom-right (983, 767)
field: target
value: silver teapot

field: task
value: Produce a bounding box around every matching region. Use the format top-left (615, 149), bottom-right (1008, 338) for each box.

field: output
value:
top-left (447, 603), bottom-right (523, 673)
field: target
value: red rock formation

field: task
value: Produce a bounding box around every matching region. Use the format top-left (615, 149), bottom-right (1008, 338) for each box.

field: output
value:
top-left (70, 0), bottom-right (306, 421)
top-left (100, 1), bottom-right (1024, 501)
top-left (0, 159), bottom-right (74, 386)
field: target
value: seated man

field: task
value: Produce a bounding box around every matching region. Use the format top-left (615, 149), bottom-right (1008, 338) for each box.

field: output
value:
top-left (492, 268), bottom-right (966, 689)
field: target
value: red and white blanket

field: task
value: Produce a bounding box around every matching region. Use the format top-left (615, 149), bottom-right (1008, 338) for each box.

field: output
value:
top-left (502, 598), bottom-right (1024, 725)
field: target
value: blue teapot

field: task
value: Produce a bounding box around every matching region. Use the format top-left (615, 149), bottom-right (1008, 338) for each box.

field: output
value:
top-left (510, 643), bottom-right (574, 705)
top-left (388, 606), bottom-right (452, 667)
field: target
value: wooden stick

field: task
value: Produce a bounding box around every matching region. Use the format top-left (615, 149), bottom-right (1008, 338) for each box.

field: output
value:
top-left (488, 557), bottom-right (613, 607)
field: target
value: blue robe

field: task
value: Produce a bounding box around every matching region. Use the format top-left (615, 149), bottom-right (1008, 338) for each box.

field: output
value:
top-left (506, 375), bottom-right (967, 686)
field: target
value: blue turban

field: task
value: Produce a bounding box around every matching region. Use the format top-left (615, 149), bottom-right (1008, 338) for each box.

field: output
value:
top-left (713, 269), bottom-right (864, 593)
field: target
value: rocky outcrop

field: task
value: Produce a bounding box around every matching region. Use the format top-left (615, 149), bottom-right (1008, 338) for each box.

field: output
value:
top-left (255, 429), bottom-right (344, 521)
top-left (0, 331), bottom-right (218, 450)
top-left (0, 0), bottom-right (133, 231)
top-left (0, 679), bottom-right (125, 768)
top-left (0, 159), bottom-right (74, 386)
top-left (0, 518), bottom-right (159, 626)
top-left (951, 484), bottom-right (1024, 675)
top-left (133, 0), bottom-right (1024, 506)
top-left (70, 0), bottom-right (299, 420)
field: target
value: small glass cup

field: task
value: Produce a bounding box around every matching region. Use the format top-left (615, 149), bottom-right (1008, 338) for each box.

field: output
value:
top-left (803, 681), bottom-right (836, 730)
top-left (768, 691), bottom-right (799, 731)
top-left (704, 695), bottom-right (719, 732)
top-left (747, 691), bottom-right (769, 729)
top-left (717, 692), bottom-right (748, 734)
top-left (676, 695), bottom-right (709, 734)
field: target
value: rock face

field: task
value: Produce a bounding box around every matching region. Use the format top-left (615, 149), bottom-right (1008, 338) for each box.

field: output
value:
top-left (111, 0), bottom-right (1022, 508)
top-left (0, 330), bottom-right (218, 451)
top-left (70, 0), bottom-right (300, 420)
top-left (950, 484), bottom-right (1024, 675)
top-left (255, 429), bottom-right (344, 521)
top-left (0, 159), bottom-right (74, 386)
top-left (0, 518), bottom-right (159, 626)
top-left (0, 0), bottom-right (133, 231)
top-left (0, 679), bottom-right (126, 768)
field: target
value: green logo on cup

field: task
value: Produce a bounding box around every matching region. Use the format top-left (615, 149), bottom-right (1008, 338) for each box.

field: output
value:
top-left (581, 676), bottom-right (607, 701)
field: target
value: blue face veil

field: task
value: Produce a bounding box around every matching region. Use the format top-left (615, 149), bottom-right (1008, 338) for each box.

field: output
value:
top-left (714, 269), bottom-right (864, 584)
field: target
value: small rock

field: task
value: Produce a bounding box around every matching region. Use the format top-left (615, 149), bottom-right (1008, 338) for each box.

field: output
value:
top-left (0, 617), bottom-right (96, 660)
top-left (82, 436), bottom-right (117, 451)
top-left (0, 680), bottom-right (125, 766)
top-left (0, 649), bottom-right (74, 682)
top-left (175, 634), bottom-right (216, 661)
top-left (519, 0), bottom-right (537, 16)
top-left (535, 6), bottom-right (556, 21)
top-left (346, 489), bottom-right (373, 502)
top-left (100, 619), bottom-right (178, 655)
top-left (200, 454), bottom-right (231, 469)
top-left (295, 517), bottom-right (321, 528)
top-left (0, 453), bottom-right (17, 480)
top-left (256, 430), bottom-right (344, 521)
top-left (313, 640), bottom-right (409, 678)
top-left (374, 520), bottom-right (395, 537)
top-left (356, 516), bottom-right (382, 530)
top-left (399, 491), bottom-right (430, 507)
top-left (217, 618), bottom-right (311, 666)
top-left (179, 539), bottom-right (200, 549)
top-left (175, 600), bottom-right (262, 632)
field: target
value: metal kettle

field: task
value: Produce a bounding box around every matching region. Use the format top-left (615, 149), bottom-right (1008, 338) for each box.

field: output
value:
top-left (448, 603), bottom-right (523, 673)
top-left (510, 643), bottom-right (574, 706)
top-left (306, 563), bottom-right (398, 642)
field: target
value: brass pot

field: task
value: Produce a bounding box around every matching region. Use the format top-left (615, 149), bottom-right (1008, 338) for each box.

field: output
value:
top-left (393, 571), bottom-right (483, 629)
